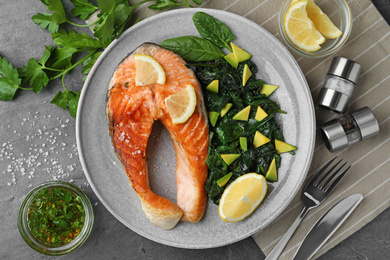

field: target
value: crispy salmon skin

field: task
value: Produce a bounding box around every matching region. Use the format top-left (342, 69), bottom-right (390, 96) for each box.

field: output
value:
top-left (106, 43), bottom-right (209, 229)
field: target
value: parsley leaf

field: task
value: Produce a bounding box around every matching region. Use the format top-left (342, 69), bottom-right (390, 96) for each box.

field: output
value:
top-left (0, 57), bottom-right (23, 101)
top-left (18, 59), bottom-right (49, 93)
top-left (148, 0), bottom-right (203, 10)
top-left (70, 0), bottom-right (98, 20)
top-left (94, 13), bottom-right (115, 47)
top-left (18, 47), bottom-right (52, 93)
top-left (113, 3), bottom-right (136, 38)
top-left (47, 46), bottom-right (78, 71)
top-left (93, 0), bottom-right (136, 47)
top-left (97, 0), bottom-right (119, 13)
top-left (52, 30), bottom-right (103, 50)
top-left (32, 0), bottom-right (67, 33)
top-left (51, 90), bottom-right (80, 117)
top-left (192, 0), bottom-right (203, 5)
top-left (81, 51), bottom-right (103, 81)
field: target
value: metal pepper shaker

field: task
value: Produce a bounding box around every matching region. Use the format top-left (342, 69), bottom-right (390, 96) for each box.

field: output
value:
top-left (320, 107), bottom-right (380, 152)
top-left (317, 57), bottom-right (362, 113)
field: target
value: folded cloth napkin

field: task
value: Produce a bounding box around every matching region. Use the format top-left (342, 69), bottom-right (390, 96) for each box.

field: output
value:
top-left (133, 0), bottom-right (390, 258)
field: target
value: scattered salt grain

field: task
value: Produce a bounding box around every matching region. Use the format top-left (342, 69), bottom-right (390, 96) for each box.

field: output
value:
top-left (0, 111), bottom-right (85, 189)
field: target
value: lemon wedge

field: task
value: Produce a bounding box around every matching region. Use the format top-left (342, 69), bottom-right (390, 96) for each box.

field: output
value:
top-left (219, 173), bottom-right (267, 222)
top-left (306, 0), bottom-right (342, 39)
top-left (134, 54), bottom-right (166, 86)
top-left (284, 0), bottom-right (325, 52)
top-left (165, 84), bottom-right (197, 124)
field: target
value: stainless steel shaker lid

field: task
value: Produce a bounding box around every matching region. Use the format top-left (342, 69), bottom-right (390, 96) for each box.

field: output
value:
top-left (351, 106), bottom-right (380, 139)
top-left (328, 57), bottom-right (362, 84)
top-left (320, 119), bottom-right (349, 152)
top-left (317, 88), bottom-right (350, 113)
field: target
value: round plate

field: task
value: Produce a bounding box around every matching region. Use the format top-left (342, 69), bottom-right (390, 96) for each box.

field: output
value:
top-left (76, 8), bottom-right (315, 249)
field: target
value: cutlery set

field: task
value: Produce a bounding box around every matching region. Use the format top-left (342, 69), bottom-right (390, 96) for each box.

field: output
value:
top-left (265, 157), bottom-right (363, 260)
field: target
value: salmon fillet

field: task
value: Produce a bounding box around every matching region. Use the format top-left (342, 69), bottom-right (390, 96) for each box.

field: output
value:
top-left (106, 43), bottom-right (209, 229)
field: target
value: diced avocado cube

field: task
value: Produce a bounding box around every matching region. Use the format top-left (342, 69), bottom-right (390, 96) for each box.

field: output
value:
top-left (240, 137), bottom-right (248, 151)
top-left (275, 139), bottom-right (297, 154)
top-left (242, 64), bottom-right (252, 86)
top-left (221, 154), bottom-right (240, 166)
top-left (221, 103), bottom-right (233, 117)
top-left (208, 111), bottom-right (220, 127)
top-left (224, 53), bottom-right (238, 69)
top-left (253, 131), bottom-right (270, 148)
top-left (217, 172), bottom-right (233, 187)
top-left (232, 105), bottom-right (251, 121)
top-left (260, 84), bottom-right (278, 97)
top-left (206, 80), bottom-right (219, 93)
top-left (231, 42), bottom-right (251, 62)
top-left (265, 158), bottom-right (278, 182)
top-left (255, 106), bottom-right (268, 121)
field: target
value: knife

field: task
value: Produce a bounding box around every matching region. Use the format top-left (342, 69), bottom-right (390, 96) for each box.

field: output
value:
top-left (292, 193), bottom-right (363, 260)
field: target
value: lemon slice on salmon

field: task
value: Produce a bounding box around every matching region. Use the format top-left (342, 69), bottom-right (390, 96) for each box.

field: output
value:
top-left (165, 84), bottom-right (197, 124)
top-left (284, 0), bottom-right (325, 52)
top-left (134, 54), bottom-right (166, 86)
top-left (219, 173), bottom-right (267, 222)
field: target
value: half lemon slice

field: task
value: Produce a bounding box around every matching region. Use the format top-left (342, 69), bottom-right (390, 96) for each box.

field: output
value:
top-left (284, 0), bottom-right (325, 52)
top-left (165, 84), bottom-right (197, 124)
top-left (134, 54), bottom-right (166, 86)
top-left (219, 173), bottom-right (267, 222)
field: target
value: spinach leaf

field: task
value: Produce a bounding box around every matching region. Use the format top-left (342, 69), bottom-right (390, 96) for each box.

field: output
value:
top-left (193, 12), bottom-right (235, 52)
top-left (161, 36), bottom-right (225, 62)
top-left (216, 122), bottom-right (243, 144)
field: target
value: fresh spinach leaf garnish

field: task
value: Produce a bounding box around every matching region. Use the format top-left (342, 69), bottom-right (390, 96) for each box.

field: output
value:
top-left (161, 36), bottom-right (225, 62)
top-left (193, 12), bottom-right (235, 52)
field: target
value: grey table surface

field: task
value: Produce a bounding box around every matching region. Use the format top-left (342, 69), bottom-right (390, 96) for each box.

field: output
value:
top-left (1, 1), bottom-right (389, 259)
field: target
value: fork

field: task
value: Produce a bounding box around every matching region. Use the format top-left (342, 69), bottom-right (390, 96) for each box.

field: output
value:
top-left (265, 157), bottom-right (350, 260)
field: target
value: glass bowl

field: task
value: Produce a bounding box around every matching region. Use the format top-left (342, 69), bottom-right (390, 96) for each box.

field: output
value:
top-left (18, 181), bottom-right (94, 256)
top-left (278, 0), bottom-right (352, 58)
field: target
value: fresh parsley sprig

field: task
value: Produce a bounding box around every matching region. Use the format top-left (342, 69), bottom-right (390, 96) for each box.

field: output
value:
top-left (148, 0), bottom-right (203, 10)
top-left (0, 57), bottom-right (25, 101)
top-left (0, 0), bottom-right (204, 117)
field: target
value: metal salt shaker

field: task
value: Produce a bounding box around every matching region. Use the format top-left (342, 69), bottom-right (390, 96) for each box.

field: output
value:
top-left (320, 106), bottom-right (380, 152)
top-left (317, 57), bottom-right (362, 113)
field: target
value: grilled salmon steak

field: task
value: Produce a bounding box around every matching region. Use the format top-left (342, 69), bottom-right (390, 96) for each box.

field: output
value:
top-left (106, 43), bottom-right (209, 229)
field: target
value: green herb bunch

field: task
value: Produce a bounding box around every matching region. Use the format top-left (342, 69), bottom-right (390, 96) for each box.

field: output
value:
top-left (0, 0), bottom-right (203, 117)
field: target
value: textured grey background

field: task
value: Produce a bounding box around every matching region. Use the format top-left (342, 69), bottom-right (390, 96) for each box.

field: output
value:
top-left (0, 1), bottom-right (389, 259)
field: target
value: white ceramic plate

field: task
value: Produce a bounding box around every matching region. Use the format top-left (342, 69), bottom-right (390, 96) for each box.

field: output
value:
top-left (76, 8), bottom-right (315, 249)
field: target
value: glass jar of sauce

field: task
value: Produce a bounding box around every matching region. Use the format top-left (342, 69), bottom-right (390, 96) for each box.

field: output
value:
top-left (18, 181), bottom-right (94, 255)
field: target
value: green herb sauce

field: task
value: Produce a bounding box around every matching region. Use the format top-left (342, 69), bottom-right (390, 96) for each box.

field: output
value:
top-left (195, 58), bottom-right (289, 204)
top-left (27, 187), bottom-right (85, 246)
